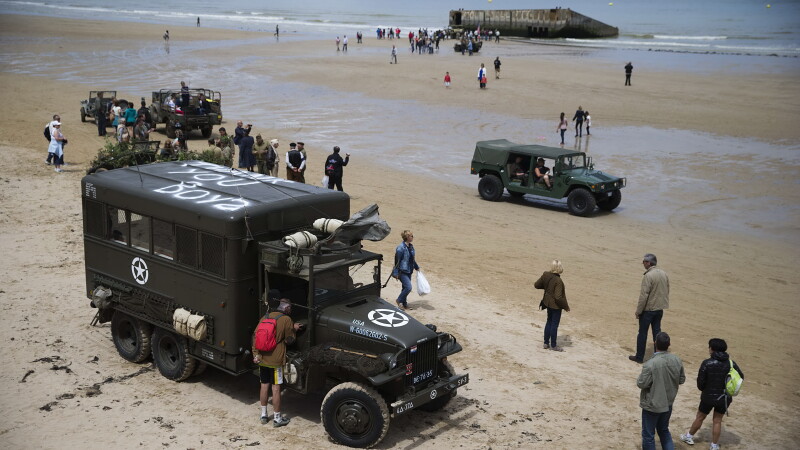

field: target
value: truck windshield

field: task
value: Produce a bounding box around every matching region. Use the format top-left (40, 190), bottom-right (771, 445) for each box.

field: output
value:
top-left (314, 261), bottom-right (379, 304)
top-left (560, 154), bottom-right (586, 170)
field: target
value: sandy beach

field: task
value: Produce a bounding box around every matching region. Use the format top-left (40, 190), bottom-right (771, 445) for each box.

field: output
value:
top-left (1, 14), bottom-right (799, 449)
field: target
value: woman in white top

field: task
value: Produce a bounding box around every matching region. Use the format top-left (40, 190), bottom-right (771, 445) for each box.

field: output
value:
top-left (49, 122), bottom-right (65, 172)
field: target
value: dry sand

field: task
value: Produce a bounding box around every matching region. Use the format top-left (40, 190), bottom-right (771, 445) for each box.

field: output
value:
top-left (1, 15), bottom-right (799, 449)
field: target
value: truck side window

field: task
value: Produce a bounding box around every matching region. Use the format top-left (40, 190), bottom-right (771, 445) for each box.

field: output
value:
top-left (130, 213), bottom-right (151, 252)
top-left (153, 219), bottom-right (175, 260)
top-left (176, 225), bottom-right (198, 268)
top-left (200, 232), bottom-right (224, 276)
top-left (108, 207), bottom-right (128, 245)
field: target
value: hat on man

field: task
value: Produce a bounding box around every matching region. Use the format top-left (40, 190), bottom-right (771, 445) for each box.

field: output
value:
top-left (289, 142), bottom-right (297, 148)
top-left (269, 139), bottom-right (278, 145)
top-left (297, 141), bottom-right (304, 146)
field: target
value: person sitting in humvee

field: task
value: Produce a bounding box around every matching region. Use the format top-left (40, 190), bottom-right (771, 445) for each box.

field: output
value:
top-left (534, 157), bottom-right (552, 189)
top-left (511, 156), bottom-right (529, 185)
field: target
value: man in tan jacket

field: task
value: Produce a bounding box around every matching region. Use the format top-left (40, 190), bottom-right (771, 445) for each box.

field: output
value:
top-left (630, 253), bottom-right (670, 364)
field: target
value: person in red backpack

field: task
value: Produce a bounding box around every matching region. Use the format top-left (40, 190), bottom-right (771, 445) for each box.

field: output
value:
top-left (252, 293), bottom-right (303, 427)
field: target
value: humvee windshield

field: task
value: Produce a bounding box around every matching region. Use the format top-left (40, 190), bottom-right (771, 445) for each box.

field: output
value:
top-left (314, 260), bottom-right (380, 305)
top-left (560, 153), bottom-right (586, 170)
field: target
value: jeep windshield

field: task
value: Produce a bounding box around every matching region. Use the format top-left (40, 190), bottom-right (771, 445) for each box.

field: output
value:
top-left (314, 260), bottom-right (380, 305)
top-left (559, 153), bottom-right (586, 171)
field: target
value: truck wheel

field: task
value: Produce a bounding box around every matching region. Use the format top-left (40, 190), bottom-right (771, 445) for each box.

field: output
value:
top-left (201, 126), bottom-right (212, 138)
top-left (193, 361), bottom-right (208, 376)
top-left (166, 122), bottom-right (176, 139)
top-left (597, 190), bottom-right (622, 212)
top-left (321, 382), bottom-right (390, 449)
top-left (111, 311), bottom-right (152, 363)
top-left (567, 188), bottom-right (596, 217)
top-left (478, 174), bottom-right (503, 201)
top-left (419, 360), bottom-right (457, 412)
top-left (151, 328), bottom-right (196, 381)
top-left (80, 107), bottom-right (86, 122)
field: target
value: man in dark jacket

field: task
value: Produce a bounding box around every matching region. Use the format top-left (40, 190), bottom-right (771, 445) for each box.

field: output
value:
top-left (679, 338), bottom-right (744, 450)
top-left (324, 146), bottom-right (350, 191)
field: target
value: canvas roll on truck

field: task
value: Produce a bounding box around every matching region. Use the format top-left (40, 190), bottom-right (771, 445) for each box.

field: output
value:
top-left (81, 161), bottom-right (467, 448)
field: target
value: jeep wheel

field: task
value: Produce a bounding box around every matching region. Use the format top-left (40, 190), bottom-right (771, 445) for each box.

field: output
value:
top-left (166, 122), bottom-right (176, 139)
top-left (80, 107), bottom-right (86, 122)
top-left (201, 126), bottom-right (213, 138)
top-left (597, 190), bottom-right (622, 212)
top-left (567, 188), bottom-right (596, 216)
top-left (111, 311), bottom-right (152, 363)
top-left (419, 360), bottom-right (457, 412)
top-left (152, 327), bottom-right (196, 381)
top-left (321, 382), bottom-right (390, 448)
top-left (478, 174), bottom-right (503, 201)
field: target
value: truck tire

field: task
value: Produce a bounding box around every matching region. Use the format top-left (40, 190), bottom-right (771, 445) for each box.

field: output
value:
top-left (151, 327), bottom-right (196, 381)
top-left (193, 361), bottom-right (208, 376)
top-left (166, 122), bottom-right (176, 139)
top-left (597, 190), bottom-right (622, 212)
top-left (321, 382), bottom-right (390, 449)
top-left (80, 107), bottom-right (86, 122)
top-left (567, 188), bottom-right (596, 217)
top-left (201, 126), bottom-right (212, 138)
top-left (478, 174), bottom-right (503, 201)
top-left (111, 311), bottom-right (152, 363)
top-left (419, 360), bottom-right (457, 412)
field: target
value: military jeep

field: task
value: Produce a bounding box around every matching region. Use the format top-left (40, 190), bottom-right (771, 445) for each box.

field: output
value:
top-left (470, 139), bottom-right (626, 216)
top-left (149, 88), bottom-right (222, 139)
top-left (80, 90), bottom-right (116, 124)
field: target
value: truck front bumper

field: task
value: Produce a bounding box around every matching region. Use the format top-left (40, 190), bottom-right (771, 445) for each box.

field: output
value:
top-left (390, 372), bottom-right (469, 416)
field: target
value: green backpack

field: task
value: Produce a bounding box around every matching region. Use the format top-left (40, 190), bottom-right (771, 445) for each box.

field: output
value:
top-left (725, 360), bottom-right (743, 396)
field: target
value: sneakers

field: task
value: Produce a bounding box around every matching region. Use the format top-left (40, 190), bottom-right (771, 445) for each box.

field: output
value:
top-left (273, 415), bottom-right (290, 428)
top-left (260, 415), bottom-right (269, 425)
top-left (550, 346), bottom-right (564, 352)
top-left (54, 168), bottom-right (63, 173)
top-left (45, 160), bottom-right (51, 165)
top-left (543, 344), bottom-right (550, 349)
top-left (710, 444), bottom-right (719, 450)
top-left (680, 433), bottom-right (695, 445)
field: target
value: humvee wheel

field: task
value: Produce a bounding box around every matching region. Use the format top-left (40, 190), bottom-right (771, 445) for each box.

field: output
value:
top-left (597, 190), bottom-right (622, 212)
top-left (152, 328), bottom-right (196, 381)
top-left (201, 126), bottom-right (213, 138)
top-left (567, 188), bottom-right (596, 216)
top-left (193, 361), bottom-right (208, 376)
top-left (165, 122), bottom-right (177, 139)
top-left (111, 311), bottom-right (152, 363)
top-left (478, 174), bottom-right (503, 201)
top-left (321, 382), bottom-right (390, 448)
top-left (419, 360), bottom-right (457, 412)
top-left (80, 107), bottom-right (86, 122)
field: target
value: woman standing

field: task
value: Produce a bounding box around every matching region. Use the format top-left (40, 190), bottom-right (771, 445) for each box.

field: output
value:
top-left (238, 128), bottom-right (256, 171)
top-left (556, 112), bottom-right (568, 145)
top-left (392, 230), bottom-right (420, 310)
top-left (535, 260), bottom-right (570, 352)
top-left (49, 121), bottom-right (65, 173)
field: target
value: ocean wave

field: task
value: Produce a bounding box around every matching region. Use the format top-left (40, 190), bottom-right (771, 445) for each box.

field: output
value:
top-left (652, 35), bottom-right (727, 41)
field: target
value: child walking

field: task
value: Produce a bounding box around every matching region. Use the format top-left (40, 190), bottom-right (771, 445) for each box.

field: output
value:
top-left (444, 72), bottom-right (451, 88)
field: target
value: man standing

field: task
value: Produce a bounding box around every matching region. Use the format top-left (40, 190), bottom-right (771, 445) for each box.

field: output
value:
top-left (625, 62), bottom-right (634, 86)
top-left (252, 294), bottom-right (303, 427)
top-left (630, 254), bottom-right (670, 363)
top-left (286, 142), bottom-right (305, 182)
top-left (45, 114), bottom-right (60, 165)
top-left (494, 57), bottom-right (501, 79)
top-left (234, 120), bottom-right (251, 158)
top-left (267, 139), bottom-right (280, 177)
top-left (342, 35), bottom-right (348, 52)
top-left (390, 45), bottom-right (397, 64)
top-left (94, 93), bottom-right (107, 136)
top-left (324, 146), bottom-right (350, 191)
top-left (680, 338), bottom-right (744, 450)
top-left (180, 81), bottom-right (190, 108)
top-left (637, 332), bottom-right (685, 450)
top-left (297, 141), bottom-right (308, 179)
top-left (137, 100), bottom-right (152, 130)
top-left (253, 134), bottom-right (270, 175)
top-left (392, 230), bottom-right (420, 310)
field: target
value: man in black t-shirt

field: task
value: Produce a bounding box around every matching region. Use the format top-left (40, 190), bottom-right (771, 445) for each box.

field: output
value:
top-left (324, 146), bottom-right (350, 191)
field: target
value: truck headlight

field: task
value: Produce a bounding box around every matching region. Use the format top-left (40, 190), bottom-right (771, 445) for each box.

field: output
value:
top-left (381, 352), bottom-right (399, 369)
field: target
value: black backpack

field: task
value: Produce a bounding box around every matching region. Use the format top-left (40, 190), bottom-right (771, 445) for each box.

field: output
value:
top-left (44, 124), bottom-right (51, 141)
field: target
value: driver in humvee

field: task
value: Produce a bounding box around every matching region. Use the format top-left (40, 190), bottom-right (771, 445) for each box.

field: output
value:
top-left (534, 157), bottom-right (552, 189)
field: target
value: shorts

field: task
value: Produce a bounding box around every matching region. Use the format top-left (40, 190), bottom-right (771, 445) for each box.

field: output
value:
top-left (259, 365), bottom-right (284, 385)
top-left (699, 396), bottom-right (730, 415)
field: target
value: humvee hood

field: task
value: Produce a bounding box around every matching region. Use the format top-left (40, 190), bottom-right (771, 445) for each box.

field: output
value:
top-left (568, 169), bottom-right (621, 183)
top-left (319, 296), bottom-right (437, 348)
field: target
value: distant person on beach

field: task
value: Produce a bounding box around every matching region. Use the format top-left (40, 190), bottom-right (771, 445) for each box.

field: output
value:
top-left (392, 230), bottom-right (420, 311)
top-left (234, 120), bottom-right (251, 148)
top-left (254, 134), bottom-right (270, 175)
top-left (124, 102), bottom-right (137, 136)
top-left (297, 141), bottom-right (307, 178)
top-left (444, 71), bottom-right (451, 88)
top-left (180, 81), bottom-right (190, 108)
top-left (94, 93), bottom-right (107, 136)
top-left (478, 63), bottom-right (487, 89)
top-left (275, 25), bottom-right (279, 36)
top-left (342, 35), bottom-right (348, 52)
top-left (572, 106), bottom-right (585, 137)
top-left (630, 253), bottom-right (670, 364)
top-left (134, 116), bottom-right (154, 141)
top-left (324, 146), bottom-right (349, 191)
top-left (356, 31), bottom-right (362, 43)
top-left (137, 100), bottom-right (152, 129)
top-left (336, 36), bottom-right (340, 51)
top-left (218, 126), bottom-right (234, 166)
top-left (637, 332), bottom-right (685, 450)
top-left (196, 17), bottom-right (200, 27)
top-left (679, 338), bottom-right (744, 450)
top-left (535, 259), bottom-right (570, 351)
top-left (625, 62), bottom-right (633, 86)
top-left (286, 142), bottom-right (306, 182)
top-left (390, 45), bottom-right (397, 64)
top-left (267, 139), bottom-right (280, 177)
top-left (495, 29), bottom-right (500, 42)
top-left (585, 111), bottom-right (592, 135)
top-left (557, 112), bottom-right (568, 144)
top-left (48, 120), bottom-right (65, 172)
top-left (163, 30), bottom-right (169, 42)
top-left (238, 128), bottom-right (255, 171)
top-left (494, 57), bottom-right (501, 79)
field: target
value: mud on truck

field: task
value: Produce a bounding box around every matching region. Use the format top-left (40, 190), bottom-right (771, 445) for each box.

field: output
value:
top-left (82, 161), bottom-right (468, 448)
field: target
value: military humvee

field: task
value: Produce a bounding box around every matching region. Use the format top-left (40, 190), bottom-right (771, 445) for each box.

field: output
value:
top-left (149, 88), bottom-right (222, 139)
top-left (82, 161), bottom-right (467, 448)
top-left (470, 139), bottom-right (626, 216)
top-left (80, 90), bottom-right (116, 124)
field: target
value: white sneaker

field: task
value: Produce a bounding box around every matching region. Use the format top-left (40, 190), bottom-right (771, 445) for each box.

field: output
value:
top-left (710, 444), bottom-right (720, 450)
top-left (680, 434), bottom-right (695, 445)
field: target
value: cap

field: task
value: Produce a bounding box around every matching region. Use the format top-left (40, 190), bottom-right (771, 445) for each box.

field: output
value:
top-left (289, 142), bottom-right (297, 148)
top-left (297, 141), bottom-right (304, 145)
top-left (269, 139), bottom-right (278, 145)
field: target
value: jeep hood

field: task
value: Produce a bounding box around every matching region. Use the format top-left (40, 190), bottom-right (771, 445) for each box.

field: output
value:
top-left (564, 168), bottom-right (622, 183)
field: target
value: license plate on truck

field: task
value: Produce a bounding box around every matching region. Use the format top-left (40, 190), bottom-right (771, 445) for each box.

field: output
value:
top-left (391, 373), bottom-right (469, 416)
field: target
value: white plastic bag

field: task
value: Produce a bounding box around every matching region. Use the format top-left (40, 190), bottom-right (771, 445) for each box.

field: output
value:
top-left (416, 271), bottom-right (431, 296)
top-left (321, 175), bottom-right (329, 187)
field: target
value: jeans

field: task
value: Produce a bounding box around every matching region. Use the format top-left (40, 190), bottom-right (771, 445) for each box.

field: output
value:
top-left (575, 121), bottom-right (583, 137)
top-left (559, 129), bottom-right (566, 144)
top-left (641, 407), bottom-right (674, 450)
top-left (397, 272), bottom-right (412, 307)
top-left (636, 310), bottom-right (663, 361)
top-left (544, 307), bottom-right (562, 347)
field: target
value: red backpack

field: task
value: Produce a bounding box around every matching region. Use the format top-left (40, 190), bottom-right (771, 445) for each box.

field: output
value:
top-left (254, 313), bottom-right (284, 352)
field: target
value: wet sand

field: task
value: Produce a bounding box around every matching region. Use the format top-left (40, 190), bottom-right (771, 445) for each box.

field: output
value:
top-left (1, 14), bottom-right (799, 449)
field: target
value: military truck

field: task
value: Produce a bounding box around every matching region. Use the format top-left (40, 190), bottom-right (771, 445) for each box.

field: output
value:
top-left (80, 90), bottom-right (116, 124)
top-left (470, 139), bottom-right (626, 216)
top-left (149, 88), bottom-right (222, 139)
top-left (82, 161), bottom-right (467, 448)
